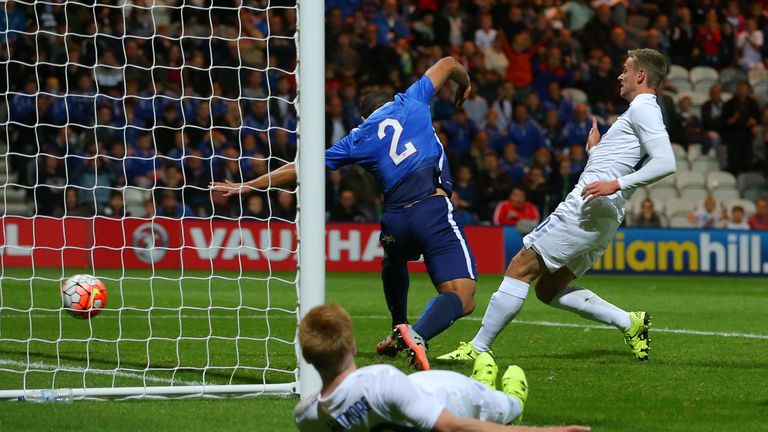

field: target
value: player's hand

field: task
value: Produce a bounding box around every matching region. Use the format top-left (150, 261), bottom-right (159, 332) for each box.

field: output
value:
top-left (581, 180), bottom-right (619, 201)
top-left (455, 84), bottom-right (471, 110)
top-left (209, 180), bottom-right (247, 197)
top-left (586, 117), bottom-right (600, 152)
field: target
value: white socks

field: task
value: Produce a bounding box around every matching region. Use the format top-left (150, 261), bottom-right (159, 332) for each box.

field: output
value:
top-left (471, 277), bottom-right (529, 353)
top-left (549, 285), bottom-right (631, 330)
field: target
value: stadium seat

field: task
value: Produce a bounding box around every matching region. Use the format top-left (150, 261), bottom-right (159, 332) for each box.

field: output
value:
top-left (667, 64), bottom-right (689, 81)
top-left (125, 187), bottom-right (150, 217)
top-left (675, 159), bottom-right (690, 171)
top-left (669, 79), bottom-right (693, 93)
top-left (726, 198), bottom-right (757, 216)
top-left (648, 186), bottom-right (679, 201)
top-left (711, 187), bottom-right (740, 203)
top-left (742, 187), bottom-right (768, 202)
top-left (752, 82), bottom-right (768, 100)
top-left (562, 87), bottom-right (588, 105)
top-left (1, 186), bottom-right (27, 204)
top-left (719, 67), bottom-right (747, 92)
top-left (690, 156), bottom-right (719, 173)
top-left (671, 143), bottom-right (687, 159)
top-left (668, 215), bottom-right (693, 228)
top-left (3, 202), bottom-right (32, 216)
top-left (681, 187), bottom-right (709, 202)
top-left (737, 172), bottom-right (766, 192)
top-left (675, 171), bottom-right (705, 191)
top-left (692, 81), bottom-right (717, 94)
top-left (706, 171), bottom-right (737, 191)
top-left (665, 197), bottom-right (696, 218)
top-left (721, 91), bottom-right (733, 101)
top-left (686, 143), bottom-right (703, 161)
top-left (690, 66), bottom-right (719, 84)
top-left (686, 92), bottom-right (709, 107)
top-left (652, 170), bottom-right (676, 187)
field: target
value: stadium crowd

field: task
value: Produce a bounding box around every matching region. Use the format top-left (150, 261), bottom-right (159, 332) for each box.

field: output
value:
top-left (2, 0), bottom-right (768, 230)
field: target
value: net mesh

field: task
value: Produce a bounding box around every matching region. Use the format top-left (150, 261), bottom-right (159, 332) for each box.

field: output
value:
top-left (0, 0), bottom-right (300, 398)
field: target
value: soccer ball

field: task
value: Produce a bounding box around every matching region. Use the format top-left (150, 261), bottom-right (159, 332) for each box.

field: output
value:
top-left (61, 274), bottom-right (108, 319)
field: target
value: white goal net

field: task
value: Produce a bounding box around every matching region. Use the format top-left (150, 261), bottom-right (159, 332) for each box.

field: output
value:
top-left (0, 0), bottom-right (324, 400)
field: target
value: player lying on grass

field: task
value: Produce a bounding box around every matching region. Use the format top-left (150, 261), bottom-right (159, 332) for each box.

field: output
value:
top-left (439, 49), bottom-right (675, 363)
top-left (294, 303), bottom-right (590, 432)
top-left (212, 57), bottom-right (480, 371)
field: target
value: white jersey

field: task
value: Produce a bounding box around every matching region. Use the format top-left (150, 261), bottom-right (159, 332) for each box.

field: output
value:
top-left (578, 93), bottom-right (673, 195)
top-left (524, 92), bottom-right (675, 277)
top-left (294, 365), bottom-right (519, 432)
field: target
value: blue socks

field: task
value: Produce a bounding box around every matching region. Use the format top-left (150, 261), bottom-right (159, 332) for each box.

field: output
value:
top-left (413, 292), bottom-right (464, 341)
top-left (382, 258), bottom-right (410, 327)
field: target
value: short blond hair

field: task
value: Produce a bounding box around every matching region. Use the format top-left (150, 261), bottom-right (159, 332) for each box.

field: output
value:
top-left (627, 48), bottom-right (667, 89)
top-left (299, 304), bottom-right (355, 374)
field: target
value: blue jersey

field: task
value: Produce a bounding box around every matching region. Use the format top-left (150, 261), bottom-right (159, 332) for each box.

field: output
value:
top-left (326, 76), bottom-right (452, 209)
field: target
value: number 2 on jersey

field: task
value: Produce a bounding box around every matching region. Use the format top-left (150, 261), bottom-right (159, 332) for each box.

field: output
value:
top-left (378, 118), bottom-right (417, 165)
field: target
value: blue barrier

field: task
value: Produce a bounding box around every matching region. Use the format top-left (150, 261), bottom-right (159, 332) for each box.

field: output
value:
top-left (503, 228), bottom-right (768, 276)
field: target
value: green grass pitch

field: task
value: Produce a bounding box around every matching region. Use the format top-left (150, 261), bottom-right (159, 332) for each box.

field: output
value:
top-left (1, 269), bottom-right (767, 431)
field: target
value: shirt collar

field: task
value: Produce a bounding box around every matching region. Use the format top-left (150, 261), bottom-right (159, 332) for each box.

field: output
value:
top-left (630, 93), bottom-right (656, 106)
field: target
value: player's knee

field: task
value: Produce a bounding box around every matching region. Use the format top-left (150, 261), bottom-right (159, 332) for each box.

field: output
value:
top-left (461, 297), bottom-right (476, 315)
top-left (534, 282), bottom-right (558, 304)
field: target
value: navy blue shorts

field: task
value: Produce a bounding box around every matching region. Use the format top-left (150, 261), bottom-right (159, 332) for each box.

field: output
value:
top-left (380, 195), bottom-right (477, 286)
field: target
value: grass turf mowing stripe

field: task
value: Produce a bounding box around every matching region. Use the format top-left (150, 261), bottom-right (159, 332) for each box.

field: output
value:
top-left (4, 313), bottom-right (768, 339)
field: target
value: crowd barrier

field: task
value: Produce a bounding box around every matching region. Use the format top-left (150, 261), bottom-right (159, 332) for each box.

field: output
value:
top-left (1, 218), bottom-right (766, 276)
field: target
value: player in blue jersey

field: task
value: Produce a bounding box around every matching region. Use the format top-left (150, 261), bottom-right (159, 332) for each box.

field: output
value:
top-left (211, 57), bottom-right (477, 371)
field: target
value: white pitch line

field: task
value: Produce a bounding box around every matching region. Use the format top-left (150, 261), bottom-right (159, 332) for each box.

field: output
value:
top-left (0, 359), bottom-right (204, 386)
top-left (3, 313), bottom-right (768, 340)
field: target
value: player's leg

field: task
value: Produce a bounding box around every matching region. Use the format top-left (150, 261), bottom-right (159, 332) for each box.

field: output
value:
top-left (536, 265), bottom-right (631, 329)
top-left (410, 369), bottom-right (523, 425)
top-left (538, 249), bottom-right (652, 360)
top-left (412, 277), bottom-right (475, 341)
top-left (381, 255), bottom-right (410, 328)
top-left (468, 248), bottom-right (543, 353)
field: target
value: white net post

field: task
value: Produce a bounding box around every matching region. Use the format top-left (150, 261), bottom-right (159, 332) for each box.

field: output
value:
top-left (0, 0), bottom-right (316, 400)
top-left (296, 0), bottom-right (325, 399)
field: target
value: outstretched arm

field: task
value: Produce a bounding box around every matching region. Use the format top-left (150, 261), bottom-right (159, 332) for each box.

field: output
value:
top-left (424, 56), bottom-right (472, 109)
top-left (210, 162), bottom-right (297, 197)
top-left (433, 410), bottom-right (590, 432)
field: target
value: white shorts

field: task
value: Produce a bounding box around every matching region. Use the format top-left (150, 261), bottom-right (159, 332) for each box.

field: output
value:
top-left (523, 188), bottom-right (625, 278)
top-left (409, 370), bottom-right (520, 424)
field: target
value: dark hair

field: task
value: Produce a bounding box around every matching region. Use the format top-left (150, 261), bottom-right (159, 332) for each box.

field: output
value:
top-left (360, 91), bottom-right (391, 118)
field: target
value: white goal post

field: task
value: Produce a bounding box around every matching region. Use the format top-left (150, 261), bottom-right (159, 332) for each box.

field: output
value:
top-left (0, 0), bottom-right (324, 400)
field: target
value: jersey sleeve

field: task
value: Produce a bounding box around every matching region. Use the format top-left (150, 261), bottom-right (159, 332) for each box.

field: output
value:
top-left (325, 129), bottom-right (358, 170)
top-left (377, 369), bottom-right (444, 430)
top-left (404, 75), bottom-right (435, 105)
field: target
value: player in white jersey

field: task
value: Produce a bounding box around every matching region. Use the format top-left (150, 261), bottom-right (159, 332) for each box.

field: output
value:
top-left (295, 303), bottom-right (590, 432)
top-left (439, 48), bottom-right (676, 363)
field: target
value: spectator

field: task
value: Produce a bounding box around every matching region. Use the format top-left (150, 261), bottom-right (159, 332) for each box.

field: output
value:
top-left (499, 31), bottom-right (550, 101)
top-left (701, 83), bottom-right (725, 137)
top-left (586, 55), bottom-right (618, 117)
top-left (669, 7), bottom-right (696, 68)
top-left (462, 86), bottom-right (488, 127)
top-left (442, 109), bottom-right (478, 155)
top-left (722, 82), bottom-right (760, 174)
top-left (500, 142), bottom-right (525, 185)
top-left (452, 165), bottom-right (478, 221)
top-left (243, 194), bottom-right (269, 219)
top-left (490, 82), bottom-right (515, 131)
top-left (474, 12), bottom-right (497, 52)
top-left (508, 105), bottom-right (546, 164)
top-left (736, 17), bottom-right (764, 71)
top-left (632, 198), bottom-right (663, 228)
top-left (752, 107), bottom-right (768, 170)
top-left (524, 166), bottom-right (549, 217)
top-left (697, 10), bottom-right (722, 67)
top-left (36, 156), bottom-right (67, 216)
top-left (548, 156), bottom-right (578, 214)
top-left (492, 186), bottom-right (540, 232)
top-left (434, 0), bottom-right (466, 47)
top-left (562, 103), bottom-right (594, 148)
top-left (688, 196), bottom-right (724, 229)
top-left (542, 81), bottom-right (574, 125)
top-left (329, 189), bottom-right (373, 223)
top-left (157, 190), bottom-right (193, 219)
top-left (723, 205), bottom-right (750, 230)
top-left (103, 190), bottom-right (129, 218)
top-left (748, 198), bottom-right (768, 230)
top-left (371, 0), bottom-right (409, 46)
top-left (125, 132), bottom-right (157, 188)
top-left (541, 109), bottom-right (567, 153)
top-left (63, 187), bottom-right (90, 217)
top-left (476, 150), bottom-right (512, 221)
top-left (274, 190), bottom-right (297, 222)
top-left (582, 5), bottom-right (616, 52)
